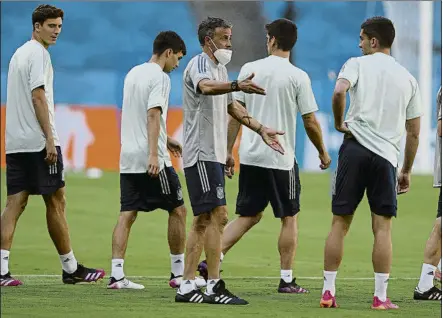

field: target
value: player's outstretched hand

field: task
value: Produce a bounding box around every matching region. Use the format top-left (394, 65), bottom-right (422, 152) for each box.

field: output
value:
top-left (225, 154), bottom-right (235, 179)
top-left (147, 155), bottom-right (160, 178)
top-left (319, 152), bottom-right (331, 170)
top-left (260, 127), bottom-right (285, 155)
top-left (167, 137), bottom-right (182, 158)
top-left (238, 73), bottom-right (266, 95)
top-left (397, 171), bottom-right (410, 195)
top-left (45, 138), bottom-right (57, 165)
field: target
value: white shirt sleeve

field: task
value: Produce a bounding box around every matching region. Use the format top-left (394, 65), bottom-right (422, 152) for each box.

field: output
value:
top-left (29, 47), bottom-right (48, 91)
top-left (337, 58), bottom-right (359, 87)
top-left (296, 72), bottom-right (319, 115)
top-left (147, 73), bottom-right (169, 112)
top-left (406, 82), bottom-right (423, 120)
top-left (189, 55), bottom-right (212, 94)
top-left (232, 64), bottom-right (250, 105)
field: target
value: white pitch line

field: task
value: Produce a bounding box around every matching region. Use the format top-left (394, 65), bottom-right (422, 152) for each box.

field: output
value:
top-left (13, 275), bottom-right (418, 280)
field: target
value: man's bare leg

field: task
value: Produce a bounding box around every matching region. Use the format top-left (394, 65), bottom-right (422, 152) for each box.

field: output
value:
top-left (221, 213), bottom-right (263, 255)
top-left (322, 214), bottom-right (354, 297)
top-left (168, 205), bottom-right (187, 284)
top-left (1, 191), bottom-right (29, 283)
top-left (415, 217), bottom-right (442, 297)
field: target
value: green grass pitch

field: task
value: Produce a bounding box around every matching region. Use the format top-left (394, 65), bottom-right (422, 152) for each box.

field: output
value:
top-left (0, 170), bottom-right (441, 317)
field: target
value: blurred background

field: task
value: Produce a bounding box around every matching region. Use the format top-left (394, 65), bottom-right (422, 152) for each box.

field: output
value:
top-left (1, 1), bottom-right (441, 175)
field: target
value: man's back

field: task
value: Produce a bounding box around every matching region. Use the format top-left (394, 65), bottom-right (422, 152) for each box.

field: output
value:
top-left (120, 62), bottom-right (171, 173)
top-left (339, 53), bottom-right (422, 167)
top-left (234, 55), bottom-right (318, 170)
top-left (6, 40), bottom-right (58, 154)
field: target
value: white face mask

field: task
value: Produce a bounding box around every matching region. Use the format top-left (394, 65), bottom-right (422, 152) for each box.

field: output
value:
top-left (210, 39), bottom-right (232, 66)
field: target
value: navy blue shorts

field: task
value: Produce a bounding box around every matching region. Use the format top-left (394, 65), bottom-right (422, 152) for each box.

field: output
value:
top-left (236, 162), bottom-right (301, 218)
top-left (184, 161), bottom-right (226, 216)
top-left (437, 188), bottom-right (441, 218)
top-left (6, 146), bottom-right (65, 196)
top-left (120, 166), bottom-right (184, 213)
top-left (332, 138), bottom-right (397, 217)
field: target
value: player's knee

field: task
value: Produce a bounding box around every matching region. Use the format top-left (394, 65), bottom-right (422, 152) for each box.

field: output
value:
top-left (170, 205), bottom-right (187, 220)
top-left (212, 206), bottom-right (228, 228)
top-left (281, 215), bottom-right (296, 226)
top-left (5, 193), bottom-right (28, 215)
top-left (119, 211), bottom-right (138, 226)
top-left (332, 215), bottom-right (352, 235)
top-left (44, 189), bottom-right (66, 213)
top-left (435, 217), bottom-right (442, 236)
top-left (247, 213), bottom-right (263, 226)
top-left (371, 214), bottom-right (392, 236)
top-left (193, 213), bottom-right (211, 234)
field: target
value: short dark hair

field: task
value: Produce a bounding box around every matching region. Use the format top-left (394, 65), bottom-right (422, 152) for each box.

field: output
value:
top-left (197, 17), bottom-right (232, 46)
top-left (32, 4), bottom-right (64, 29)
top-left (265, 19), bottom-right (297, 51)
top-left (361, 16), bottom-right (395, 48)
top-left (153, 31), bottom-right (187, 56)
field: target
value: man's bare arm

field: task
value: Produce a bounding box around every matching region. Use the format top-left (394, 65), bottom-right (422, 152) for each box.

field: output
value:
top-left (227, 100), bottom-right (263, 133)
top-left (227, 100), bottom-right (285, 154)
top-left (147, 107), bottom-right (162, 176)
top-left (302, 112), bottom-right (327, 155)
top-left (401, 117), bottom-right (421, 174)
top-left (31, 87), bottom-right (53, 141)
top-left (226, 101), bottom-right (244, 154)
top-left (198, 73), bottom-right (265, 96)
top-left (438, 118), bottom-right (442, 137)
top-left (332, 79), bottom-right (351, 133)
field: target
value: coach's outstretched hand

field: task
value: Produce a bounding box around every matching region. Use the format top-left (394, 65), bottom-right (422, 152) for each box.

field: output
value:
top-left (167, 137), bottom-right (182, 158)
top-left (260, 127), bottom-right (285, 155)
top-left (238, 73), bottom-right (266, 95)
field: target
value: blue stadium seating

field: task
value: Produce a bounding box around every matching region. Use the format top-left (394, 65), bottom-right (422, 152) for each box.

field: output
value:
top-left (1, 1), bottom-right (441, 113)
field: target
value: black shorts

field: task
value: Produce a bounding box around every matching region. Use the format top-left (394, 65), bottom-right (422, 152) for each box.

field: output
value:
top-left (184, 161), bottom-right (226, 216)
top-left (6, 146), bottom-right (65, 196)
top-left (437, 188), bottom-right (441, 219)
top-left (236, 162), bottom-right (301, 218)
top-left (332, 138), bottom-right (397, 217)
top-left (120, 167), bottom-right (184, 213)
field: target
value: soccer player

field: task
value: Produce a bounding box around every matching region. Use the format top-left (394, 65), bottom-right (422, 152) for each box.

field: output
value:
top-left (1, 4), bottom-right (104, 287)
top-left (413, 87), bottom-right (442, 300)
top-left (108, 31), bottom-right (205, 290)
top-left (197, 18), bottom-right (331, 294)
top-left (319, 17), bottom-right (422, 310)
top-left (175, 17), bottom-right (285, 305)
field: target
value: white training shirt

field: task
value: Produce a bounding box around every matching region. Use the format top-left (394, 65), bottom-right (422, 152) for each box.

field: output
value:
top-left (182, 53), bottom-right (232, 168)
top-left (119, 62), bottom-right (172, 173)
top-left (338, 53), bottom-right (423, 168)
top-left (233, 55), bottom-right (318, 170)
top-left (5, 39), bottom-right (60, 153)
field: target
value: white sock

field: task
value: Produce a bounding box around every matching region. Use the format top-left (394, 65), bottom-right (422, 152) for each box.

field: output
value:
top-left (170, 254), bottom-right (184, 277)
top-left (219, 253), bottom-right (224, 269)
top-left (438, 260), bottom-right (441, 272)
top-left (205, 278), bottom-right (220, 295)
top-left (111, 259), bottom-right (125, 280)
top-left (281, 269), bottom-right (293, 283)
top-left (1, 250), bottom-right (10, 276)
top-left (418, 263), bottom-right (436, 292)
top-left (374, 273), bottom-right (390, 302)
top-left (178, 279), bottom-right (195, 294)
top-left (322, 271), bottom-right (337, 296)
top-left (59, 251), bottom-right (78, 274)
